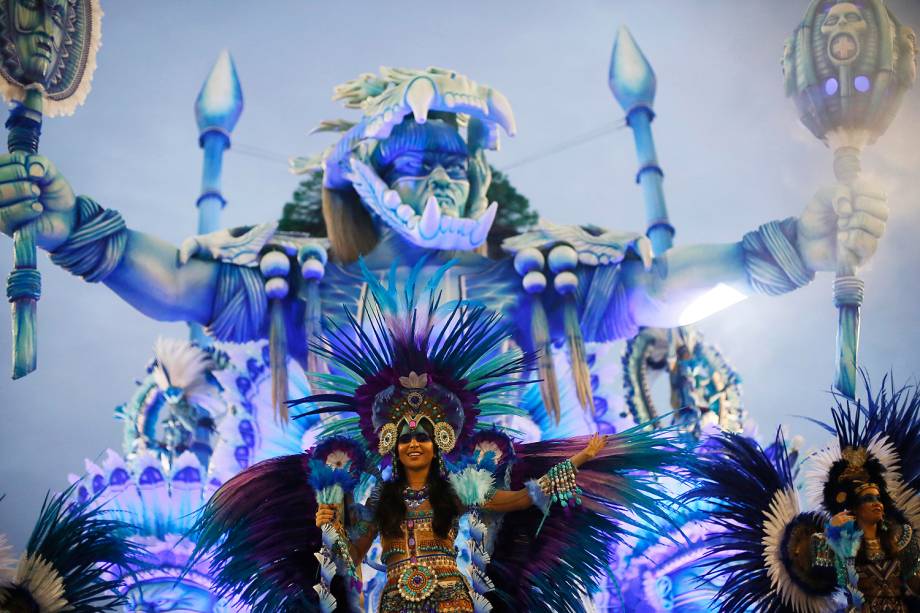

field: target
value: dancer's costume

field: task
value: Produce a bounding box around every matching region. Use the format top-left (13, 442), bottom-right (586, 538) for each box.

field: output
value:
top-left (0, 488), bottom-right (145, 612)
top-left (189, 262), bottom-right (687, 613)
top-left (688, 379), bottom-right (920, 612)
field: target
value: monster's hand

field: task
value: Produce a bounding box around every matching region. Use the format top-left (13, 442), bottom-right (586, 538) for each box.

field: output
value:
top-left (0, 152), bottom-right (76, 251)
top-left (796, 178), bottom-right (888, 273)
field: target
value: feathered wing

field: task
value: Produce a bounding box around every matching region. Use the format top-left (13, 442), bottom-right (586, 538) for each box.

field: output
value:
top-left (188, 453), bottom-right (345, 613)
top-left (686, 433), bottom-right (837, 613)
top-left (0, 487), bottom-right (147, 613)
top-left (485, 425), bottom-right (688, 613)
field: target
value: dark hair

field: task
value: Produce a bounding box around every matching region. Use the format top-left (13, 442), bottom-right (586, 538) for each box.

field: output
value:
top-left (375, 431), bottom-right (462, 539)
top-left (321, 187), bottom-right (379, 264)
top-left (856, 518), bottom-right (899, 563)
top-left (823, 455), bottom-right (902, 520)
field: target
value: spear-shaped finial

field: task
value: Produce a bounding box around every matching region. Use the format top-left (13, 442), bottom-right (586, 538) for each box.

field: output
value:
top-left (609, 26), bottom-right (657, 114)
top-left (190, 51), bottom-right (244, 344)
top-left (194, 50), bottom-right (244, 235)
top-left (195, 50), bottom-right (244, 142)
top-left (609, 26), bottom-right (672, 255)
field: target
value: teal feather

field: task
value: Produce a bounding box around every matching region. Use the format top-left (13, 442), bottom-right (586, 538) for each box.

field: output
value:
top-left (3, 485), bottom-right (148, 613)
top-left (448, 467), bottom-right (496, 507)
top-left (826, 521), bottom-right (863, 559)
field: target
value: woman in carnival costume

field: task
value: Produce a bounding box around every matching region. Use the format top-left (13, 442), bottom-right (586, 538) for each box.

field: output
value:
top-left (687, 378), bottom-right (920, 612)
top-left (189, 261), bottom-right (689, 613)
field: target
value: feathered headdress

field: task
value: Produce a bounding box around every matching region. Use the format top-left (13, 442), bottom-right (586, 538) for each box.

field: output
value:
top-left (0, 486), bottom-right (147, 613)
top-left (805, 375), bottom-right (920, 524)
top-left (291, 256), bottom-right (533, 460)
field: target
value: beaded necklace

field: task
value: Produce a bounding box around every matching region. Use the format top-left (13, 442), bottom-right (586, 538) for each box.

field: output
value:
top-left (403, 484), bottom-right (430, 510)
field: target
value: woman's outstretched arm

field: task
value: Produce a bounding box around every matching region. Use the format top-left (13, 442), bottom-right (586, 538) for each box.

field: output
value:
top-left (481, 434), bottom-right (607, 513)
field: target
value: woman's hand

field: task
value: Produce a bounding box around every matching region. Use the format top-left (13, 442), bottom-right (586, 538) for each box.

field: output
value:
top-left (571, 433), bottom-right (607, 469)
top-left (315, 504), bottom-right (337, 528)
top-left (830, 511), bottom-right (854, 527)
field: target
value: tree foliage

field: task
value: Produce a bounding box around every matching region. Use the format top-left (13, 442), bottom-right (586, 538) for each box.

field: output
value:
top-left (279, 171), bottom-right (325, 236)
top-left (279, 166), bottom-right (537, 247)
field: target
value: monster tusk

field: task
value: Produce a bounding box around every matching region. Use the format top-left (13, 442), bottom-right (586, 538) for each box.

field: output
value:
top-left (419, 196), bottom-right (442, 240)
top-left (487, 90), bottom-right (517, 137)
top-left (383, 189), bottom-right (402, 210)
top-left (405, 77), bottom-right (435, 124)
top-left (469, 201), bottom-right (498, 247)
top-left (636, 236), bottom-right (654, 270)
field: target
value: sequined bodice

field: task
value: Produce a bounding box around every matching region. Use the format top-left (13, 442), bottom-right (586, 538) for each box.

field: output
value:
top-left (380, 509), bottom-right (458, 567)
top-left (378, 508), bottom-right (472, 613)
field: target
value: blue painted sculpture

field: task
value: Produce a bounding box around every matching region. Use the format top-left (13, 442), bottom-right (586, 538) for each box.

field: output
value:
top-left (0, 24), bottom-right (896, 430)
top-left (1, 10), bottom-right (913, 612)
top-left (65, 336), bottom-right (324, 612)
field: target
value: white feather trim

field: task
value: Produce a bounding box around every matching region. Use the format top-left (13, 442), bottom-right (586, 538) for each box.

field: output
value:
top-left (0, 534), bottom-right (15, 583)
top-left (470, 541), bottom-right (491, 570)
top-left (315, 549), bottom-right (336, 585)
top-left (867, 435), bottom-right (920, 530)
top-left (152, 337), bottom-right (215, 398)
top-left (13, 553), bottom-right (68, 612)
top-left (762, 487), bottom-right (835, 613)
top-left (803, 441), bottom-right (841, 510)
top-left (467, 514), bottom-right (488, 544)
top-left (470, 566), bottom-right (495, 594)
top-left (0, 0), bottom-right (104, 118)
top-left (470, 591), bottom-right (493, 613)
top-left (313, 581), bottom-right (338, 613)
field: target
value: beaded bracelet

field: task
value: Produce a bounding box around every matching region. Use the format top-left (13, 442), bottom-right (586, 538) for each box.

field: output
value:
top-left (538, 459), bottom-right (583, 507)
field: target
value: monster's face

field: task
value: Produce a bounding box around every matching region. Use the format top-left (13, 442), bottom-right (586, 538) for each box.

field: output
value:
top-left (821, 3), bottom-right (866, 36)
top-left (821, 2), bottom-right (867, 65)
top-left (378, 122), bottom-right (471, 219)
top-left (124, 578), bottom-right (221, 613)
top-left (10, 0), bottom-right (67, 83)
top-left (325, 68), bottom-right (516, 251)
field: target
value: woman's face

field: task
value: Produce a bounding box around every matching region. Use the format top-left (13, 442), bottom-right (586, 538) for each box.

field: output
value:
top-left (855, 486), bottom-right (885, 525)
top-left (397, 422), bottom-right (435, 473)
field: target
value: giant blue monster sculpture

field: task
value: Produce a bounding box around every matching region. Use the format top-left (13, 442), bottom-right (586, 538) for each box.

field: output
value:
top-left (0, 61), bottom-right (890, 424)
top-left (0, 9), bottom-right (909, 612)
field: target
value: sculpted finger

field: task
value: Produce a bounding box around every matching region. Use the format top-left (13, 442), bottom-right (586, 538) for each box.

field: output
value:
top-left (853, 195), bottom-right (889, 222)
top-left (851, 178), bottom-right (887, 202)
top-left (846, 231), bottom-right (878, 261)
top-left (0, 180), bottom-right (40, 204)
top-left (0, 200), bottom-right (43, 230)
top-left (830, 185), bottom-right (853, 217)
top-left (844, 212), bottom-right (885, 238)
top-left (0, 151), bottom-right (27, 169)
top-left (0, 162), bottom-right (28, 184)
top-left (24, 154), bottom-right (56, 187)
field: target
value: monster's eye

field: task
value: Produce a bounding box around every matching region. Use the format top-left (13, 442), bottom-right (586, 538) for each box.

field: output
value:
top-left (442, 157), bottom-right (468, 180)
top-left (384, 152), bottom-right (426, 181)
top-left (845, 12), bottom-right (862, 22)
top-left (825, 15), bottom-right (840, 26)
